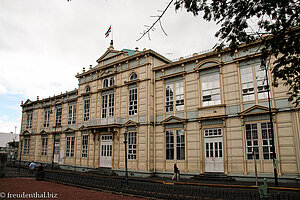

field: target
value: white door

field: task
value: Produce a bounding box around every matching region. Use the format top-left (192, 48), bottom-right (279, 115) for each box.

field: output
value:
top-left (100, 135), bottom-right (112, 168)
top-left (204, 128), bottom-right (224, 173)
top-left (53, 138), bottom-right (60, 163)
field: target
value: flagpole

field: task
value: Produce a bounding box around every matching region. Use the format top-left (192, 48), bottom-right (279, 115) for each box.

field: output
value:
top-left (111, 24), bottom-right (113, 45)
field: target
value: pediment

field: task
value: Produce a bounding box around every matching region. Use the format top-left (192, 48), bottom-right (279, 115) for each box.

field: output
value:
top-left (79, 125), bottom-right (86, 130)
top-left (101, 69), bottom-right (114, 77)
top-left (23, 99), bottom-right (32, 105)
top-left (40, 130), bottom-right (48, 135)
top-left (64, 127), bottom-right (75, 133)
top-left (161, 116), bottom-right (187, 125)
top-left (124, 120), bottom-right (139, 127)
top-left (195, 60), bottom-right (221, 70)
top-left (240, 105), bottom-right (277, 116)
top-left (97, 49), bottom-right (122, 63)
top-left (22, 130), bottom-right (31, 135)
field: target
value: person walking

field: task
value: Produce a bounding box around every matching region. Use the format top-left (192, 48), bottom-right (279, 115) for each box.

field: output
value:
top-left (28, 161), bottom-right (36, 176)
top-left (172, 163), bottom-right (180, 181)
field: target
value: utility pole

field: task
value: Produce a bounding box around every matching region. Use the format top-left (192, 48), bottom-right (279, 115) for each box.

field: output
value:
top-left (263, 62), bottom-right (278, 187)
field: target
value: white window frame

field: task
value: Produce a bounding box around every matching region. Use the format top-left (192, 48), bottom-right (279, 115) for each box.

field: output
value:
top-left (41, 137), bottom-right (48, 156)
top-left (245, 122), bottom-right (274, 160)
top-left (261, 122), bottom-right (273, 160)
top-left (166, 129), bottom-right (185, 160)
top-left (26, 113), bottom-right (33, 129)
top-left (102, 93), bottom-right (114, 119)
top-left (44, 109), bottom-right (50, 127)
top-left (81, 135), bottom-right (88, 158)
top-left (255, 65), bottom-right (269, 100)
top-left (129, 87), bottom-right (137, 115)
top-left (83, 98), bottom-right (90, 121)
top-left (68, 104), bottom-right (76, 125)
top-left (165, 84), bottom-right (174, 112)
top-left (128, 132), bottom-right (137, 160)
top-left (55, 107), bottom-right (62, 127)
top-left (66, 136), bottom-right (75, 157)
top-left (240, 65), bottom-right (269, 102)
top-left (23, 138), bottom-right (30, 155)
top-left (201, 73), bottom-right (221, 106)
top-left (103, 77), bottom-right (115, 88)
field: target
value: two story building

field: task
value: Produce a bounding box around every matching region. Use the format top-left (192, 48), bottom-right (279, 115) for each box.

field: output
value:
top-left (19, 42), bottom-right (300, 181)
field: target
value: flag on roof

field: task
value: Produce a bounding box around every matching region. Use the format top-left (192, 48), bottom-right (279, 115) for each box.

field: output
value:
top-left (105, 26), bottom-right (112, 38)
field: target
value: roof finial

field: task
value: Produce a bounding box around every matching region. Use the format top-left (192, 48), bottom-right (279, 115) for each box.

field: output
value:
top-left (108, 40), bottom-right (114, 50)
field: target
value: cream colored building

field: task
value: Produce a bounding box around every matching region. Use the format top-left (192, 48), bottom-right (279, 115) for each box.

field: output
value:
top-left (19, 43), bottom-right (300, 181)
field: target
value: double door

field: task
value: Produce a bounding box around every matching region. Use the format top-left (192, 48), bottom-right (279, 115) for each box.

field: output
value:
top-left (204, 136), bottom-right (224, 173)
top-left (100, 135), bottom-right (112, 168)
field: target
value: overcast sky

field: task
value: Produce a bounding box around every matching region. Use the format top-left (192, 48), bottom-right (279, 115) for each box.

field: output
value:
top-left (0, 0), bottom-right (219, 134)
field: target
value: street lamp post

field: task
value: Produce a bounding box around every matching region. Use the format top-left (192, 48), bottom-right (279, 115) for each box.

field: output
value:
top-left (18, 140), bottom-right (23, 175)
top-left (51, 126), bottom-right (57, 170)
top-left (124, 131), bottom-right (128, 188)
top-left (263, 63), bottom-right (278, 187)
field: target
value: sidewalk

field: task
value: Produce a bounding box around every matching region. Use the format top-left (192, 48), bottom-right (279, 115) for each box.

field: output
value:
top-left (128, 175), bottom-right (300, 191)
top-left (0, 178), bottom-right (146, 200)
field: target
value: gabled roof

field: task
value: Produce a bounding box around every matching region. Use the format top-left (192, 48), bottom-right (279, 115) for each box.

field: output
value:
top-left (96, 49), bottom-right (123, 63)
top-left (239, 105), bottom-right (277, 116)
top-left (161, 116), bottom-right (187, 124)
top-left (23, 99), bottom-right (32, 105)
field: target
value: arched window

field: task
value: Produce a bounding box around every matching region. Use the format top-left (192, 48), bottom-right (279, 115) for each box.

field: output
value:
top-left (103, 79), bottom-right (109, 88)
top-left (109, 77), bottom-right (115, 86)
top-left (130, 72), bottom-right (138, 81)
top-left (85, 85), bottom-right (91, 93)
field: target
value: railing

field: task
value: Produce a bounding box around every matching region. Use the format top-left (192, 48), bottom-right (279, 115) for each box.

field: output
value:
top-left (41, 170), bottom-right (300, 200)
top-left (3, 166), bottom-right (300, 200)
top-left (84, 117), bottom-right (120, 127)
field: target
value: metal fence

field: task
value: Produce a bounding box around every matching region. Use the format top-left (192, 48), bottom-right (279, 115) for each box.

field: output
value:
top-left (2, 166), bottom-right (300, 200)
top-left (42, 170), bottom-right (300, 200)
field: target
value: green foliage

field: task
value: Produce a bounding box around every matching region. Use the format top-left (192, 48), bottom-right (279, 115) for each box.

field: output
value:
top-left (175, 0), bottom-right (299, 106)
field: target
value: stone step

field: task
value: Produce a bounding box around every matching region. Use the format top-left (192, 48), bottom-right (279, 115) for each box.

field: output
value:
top-left (88, 167), bottom-right (116, 176)
top-left (192, 173), bottom-right (234, 182)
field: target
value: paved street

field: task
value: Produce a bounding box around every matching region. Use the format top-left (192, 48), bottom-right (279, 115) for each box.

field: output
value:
top-left (0, 178), bottom-right (146, 200)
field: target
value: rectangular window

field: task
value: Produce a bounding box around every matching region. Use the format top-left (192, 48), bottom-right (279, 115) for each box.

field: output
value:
top-left (165, 81), bottom-right (184, 112)
top-left (44, 110), bottom-right (50, 127)
top-left (128, 132), bottom-right (137, 160)
top-left (26, 113), bottom-right (33, 129)
top-left (245, 122), bottom-right (274, 160)
top-left (55, 107), bottom-right (62, 126)
top-left (175, 82), bottom-right (184, 111)
top-left (129, 87), bottom-right (137, 115)
top-left (166, 130), bottom-right (174, 160)
top-left (245, 124), bottom-right (259, 160)
top-left (41, 137), bottom-right (48, 156)
top-left (261, 122), bottom-right (273, 160)
top-left (83, 98), bottom-right (90, 121)
top-left (108, 93), bottom-right (114, 117)
top-left (66, 136), bottom-right (75, 157)
top-left (201, 73), bottom-right (221, 106)
top-left (255, 65), bottom-right (269, 100)
top-left (23, 138), bottom-right (30, 155)
top-left (204, 128), bottom-right (222, 137)
top-left (176, 130), bottom-right (185, 160)
top-left (102, 95), bottom-right (108, 118)
top-left (102, 94), bottom-right (114, 118)
top-left (81, 135), bottom-right (88, 158)
top-left (68, 104), bottom-right (76, 124)
top-left (166, 129), bottom-right (185, 160)
top-left (240, 66), bottom-right (255, 102)
top-left (165, 84), bottom-right (174, 112)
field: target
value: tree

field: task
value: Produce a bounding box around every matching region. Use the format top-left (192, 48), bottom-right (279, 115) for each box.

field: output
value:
top-left (174, 0), bottom-right (299, 105)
